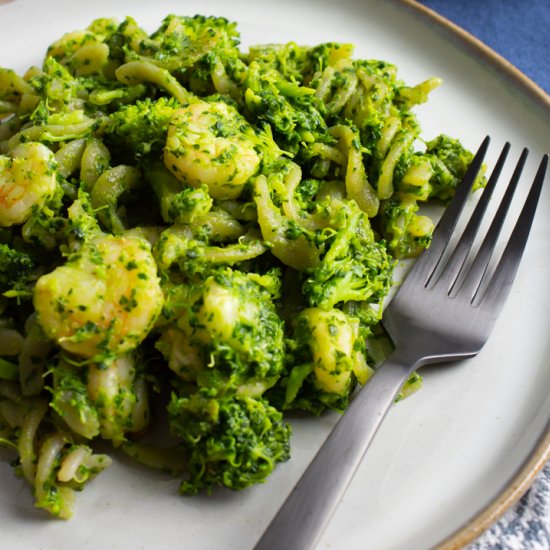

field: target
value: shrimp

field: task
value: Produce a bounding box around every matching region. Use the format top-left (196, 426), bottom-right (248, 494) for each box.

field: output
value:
top-left (34, 234), bottom-right (163, 359)
top-left (87, 354), bottom-right (150, 444)
top-left (298, 307), bottom-right (371, 395)
top-left (0, 142), bottom-right (57, 227)
top-left (164, 100), bottom-right (261, 200)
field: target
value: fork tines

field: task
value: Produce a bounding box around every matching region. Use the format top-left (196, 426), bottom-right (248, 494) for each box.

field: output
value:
top-left (407, 136), bottom-right (548, 310)
top-left (477, 151), bottom-right (548, 309)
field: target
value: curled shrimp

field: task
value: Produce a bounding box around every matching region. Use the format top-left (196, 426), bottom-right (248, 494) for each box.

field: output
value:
top-left (298, 307), bottom-right (371, 395)
top-left (0, 142), bottom-right (57, 227)
top-left (87, 353), bottom-right (150, 444)
top-left (164, 100), bottom-right (261, 200)
top-left (34, 233), bottom-right (163, 359)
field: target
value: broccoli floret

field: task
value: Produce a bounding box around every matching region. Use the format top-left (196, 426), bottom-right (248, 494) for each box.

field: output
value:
top-left (131, 15), bottom-right (244, 97)
top-left (0, 243), bottom-right (34, 292)
top-left (168, 390), bottom-right (291, 494)
top-left (168, 187), bottom-right (212, 224)
top-left (425, 134), bottom-right (483, 201)
top-left (105, 96), bottom-right (180, 159)
top-left (302, 200), bottom-right (393, 310)
top-left (248, 42), bottom-right (313, 82)
top-left (146, 14), bottom-right (241, 71)
top-left (243, 61), bottom-right (328, 156)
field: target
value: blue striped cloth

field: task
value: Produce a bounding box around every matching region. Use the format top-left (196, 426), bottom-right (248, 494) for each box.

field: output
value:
top-left (417, 3), bottom-right (550, 547)
top-left (418, 1), bottom-right (550, 94)
top-left (470, 464), bottom-right (550, 549)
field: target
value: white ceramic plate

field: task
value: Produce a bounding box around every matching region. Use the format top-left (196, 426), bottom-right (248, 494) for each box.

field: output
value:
top-left (1, 1), bottom-right (549, 548)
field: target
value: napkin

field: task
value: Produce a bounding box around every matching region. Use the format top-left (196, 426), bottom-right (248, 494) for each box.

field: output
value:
top-left (416, 3), bottom-right (550, 547)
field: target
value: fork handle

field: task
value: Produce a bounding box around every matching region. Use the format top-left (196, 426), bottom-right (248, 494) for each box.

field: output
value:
top-left (254, 353), bottom-right (418, 550)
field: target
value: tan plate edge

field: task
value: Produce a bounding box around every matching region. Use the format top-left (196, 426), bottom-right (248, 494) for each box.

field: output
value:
top-left (395, 1), bottom-right (550, 548)
top-left (437, 420), bottom-right (550, 549)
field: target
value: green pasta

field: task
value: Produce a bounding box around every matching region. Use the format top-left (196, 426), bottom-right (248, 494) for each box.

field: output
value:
top-left (0, 13), bottom-right (482, 517)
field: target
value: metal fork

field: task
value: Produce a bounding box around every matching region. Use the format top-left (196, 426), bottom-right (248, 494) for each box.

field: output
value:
top-left (254, 136), bottom-right (549, 550)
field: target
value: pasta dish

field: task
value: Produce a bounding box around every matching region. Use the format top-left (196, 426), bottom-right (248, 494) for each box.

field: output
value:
top-left (0, 14), bottom-right (481, 518)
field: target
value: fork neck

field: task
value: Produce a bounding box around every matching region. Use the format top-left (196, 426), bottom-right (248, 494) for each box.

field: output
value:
top-left (383, 346), bottom-right (426, 374)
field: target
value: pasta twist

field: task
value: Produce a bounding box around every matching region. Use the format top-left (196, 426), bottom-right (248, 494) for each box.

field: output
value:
top-left (0, 381), bottom-right (111, 518)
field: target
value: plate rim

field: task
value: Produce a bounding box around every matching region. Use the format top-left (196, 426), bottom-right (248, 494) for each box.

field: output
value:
top-left (0, 0), bottom-right (549, 547)
top-left (397, 1), bottom-right (550, 547)
top-left (398, 0), bottom-right (550, 111)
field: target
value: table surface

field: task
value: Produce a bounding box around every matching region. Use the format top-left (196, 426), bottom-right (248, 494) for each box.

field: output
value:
top-left (418, 2), bottom-right (550, 548)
